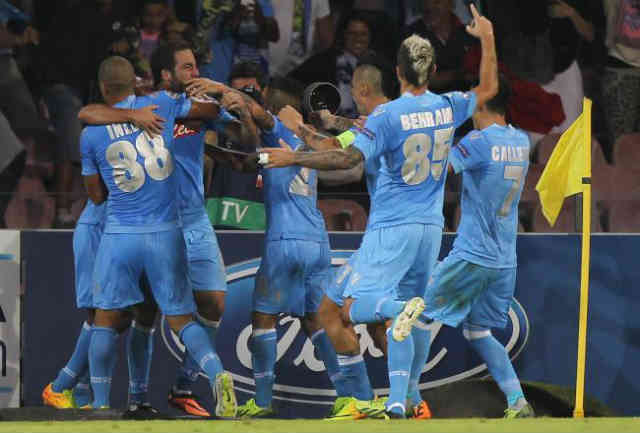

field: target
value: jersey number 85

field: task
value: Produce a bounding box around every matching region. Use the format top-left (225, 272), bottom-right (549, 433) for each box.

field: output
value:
top-left (105, 134), bottom-right (174, 193)
top-left (401, 127), bottom-right (454, 185)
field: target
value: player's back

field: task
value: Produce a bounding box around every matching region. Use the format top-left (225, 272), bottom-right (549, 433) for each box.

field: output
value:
top-left (82, 92), bottom-right (191, 232)
top-left (452, 124), bottom-right (530, 268)
top-left (358, 90), bottom-right (475, 230)
top-left (262, 117), bottom-right (327, 242)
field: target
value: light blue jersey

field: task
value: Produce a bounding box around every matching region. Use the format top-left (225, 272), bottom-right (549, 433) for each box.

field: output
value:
top-left (173, 106), bottom-right (235, 212)
top-left (76, 200), bottom-right (106, 226)
top-left (261, 115), bottom-right (328, 242)
top-left (80, 92), bottom-right (192, 233)
top-left (448, 124), bottom-right (530, 268)
top-left (353, 91), bottom-right (476, 230)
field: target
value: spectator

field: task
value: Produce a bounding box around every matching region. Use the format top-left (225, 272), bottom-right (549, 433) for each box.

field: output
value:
top-left (402, 0), bottom-right (476, 93)
top-left (269, 0), bottom-right (334, 76)
top-left (138, 0), bottom-right (170, 62)
top-left (602, 0), bottom-right (640, 160)
top-left (196, 0), bottom-right (279, 84)
top-left (289, 11), bottom-right (375, 117)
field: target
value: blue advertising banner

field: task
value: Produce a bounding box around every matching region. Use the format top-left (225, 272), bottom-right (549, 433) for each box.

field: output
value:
top-left (20, 231), bottom-right (640, 416)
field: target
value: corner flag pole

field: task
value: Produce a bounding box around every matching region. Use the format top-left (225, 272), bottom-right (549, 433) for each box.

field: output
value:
top-left (573, 98), bottom-right (592, 418)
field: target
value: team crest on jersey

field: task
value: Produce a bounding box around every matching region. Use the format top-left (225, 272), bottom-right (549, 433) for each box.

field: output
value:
top-left (173, 123), bottom-right (200, 138)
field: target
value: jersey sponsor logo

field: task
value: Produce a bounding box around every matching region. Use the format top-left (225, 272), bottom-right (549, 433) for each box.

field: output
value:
top-left (173, 123), bottom-right (200, 139)
top-left (161, 250), bottom-right (529, 406)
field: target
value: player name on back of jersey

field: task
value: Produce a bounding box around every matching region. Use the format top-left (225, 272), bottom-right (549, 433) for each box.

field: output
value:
top-left (105, 123), bottom-right (140, 140)
top-left (491, 145), bottom-right (529, 163)
top-left (400, 107), bottom-right (454, 131)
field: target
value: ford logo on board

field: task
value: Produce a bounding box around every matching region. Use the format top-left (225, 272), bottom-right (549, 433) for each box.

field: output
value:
top-left (162, 250), bottom-right (529, 408)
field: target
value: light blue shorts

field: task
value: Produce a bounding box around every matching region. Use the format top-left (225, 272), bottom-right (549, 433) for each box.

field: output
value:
top-left (423, 253), bottom-right (516, 329)
top-left (73, 222), bottom-right (103, 309)
top-left (182, 210), bottom-right (227, 292)
top-left (327, 224), bottom-right (442, 306)
top-left (93, 229), bottom-right (196, 316)
top-left (254, 239), bottom-right (330, 317)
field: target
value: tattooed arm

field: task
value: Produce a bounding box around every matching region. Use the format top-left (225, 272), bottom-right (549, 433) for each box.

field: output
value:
top-left (262, 143), bottom-right (364, 170)
top-left (278, 105), bottom-right (340, 151)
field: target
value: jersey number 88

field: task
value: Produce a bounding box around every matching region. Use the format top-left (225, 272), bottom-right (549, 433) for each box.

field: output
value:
top-left (106, 134), bottom-right (174, 193)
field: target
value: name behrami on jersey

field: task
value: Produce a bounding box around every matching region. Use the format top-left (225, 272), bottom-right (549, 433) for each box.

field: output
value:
top-left (448, 124), bottom-right (531, 268)
top-left (172, 105), bottom-right (235, 212)
top-left (353, 90), bottom-right (477, 230)
top-left (261, 116), bottom-right (328, 242)
top-left (80, 92), bottom-right (192, 232)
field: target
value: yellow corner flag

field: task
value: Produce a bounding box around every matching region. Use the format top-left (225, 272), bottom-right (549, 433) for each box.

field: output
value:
top-left (537, 98), bottom-right (593, 418)
top-left (535, 98), bottom-right (592, 226)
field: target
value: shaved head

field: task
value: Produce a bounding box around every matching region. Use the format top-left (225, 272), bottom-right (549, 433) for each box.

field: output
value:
top-left (98, 56), bottom-right (136, 97)
top-left (353, 64), bottom-right (384, 97)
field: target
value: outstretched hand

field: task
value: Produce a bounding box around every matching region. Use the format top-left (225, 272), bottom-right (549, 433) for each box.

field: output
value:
top-left (186, 78), bottom-right (227, 99)
top-left (278, 105), bottom-right (304, 133)
top-left (465, 4), bottom-right (493, 39)
top-left (259, 140), bottom-right (297, 168)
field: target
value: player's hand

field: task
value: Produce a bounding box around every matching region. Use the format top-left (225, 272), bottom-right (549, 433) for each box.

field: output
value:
top-left (278, 105), bottom-right (303, 134)
top-left (548, 0), bottom-right (575, 19)
top-left (308, 109), bottom-right (334, 130)
top-left (465, 4), bottom-right (493, 40)
top-left (354, 115), bottom-right (367, 129)
top-left (260, 142), bottom-right (297, 168)
top-left (130, 105), bottom-right (165, 136)
top-left (221, 92), bottom-right (250, 119)
top-left (186, 78), bottom-right (227, 98)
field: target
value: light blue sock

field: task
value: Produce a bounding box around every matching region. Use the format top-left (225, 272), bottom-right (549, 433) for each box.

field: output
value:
top-left (337, 353), bottom-right (374, 400)
top-left (251, 328), bottom-right (277, 408)
top-left (52, 321), bottom-right (92, 392)
top-left (310, 329), bottom-right (350, 397)
top-left (179, 321), bottom-right (224, 387)
top-left (126, 321), bottom-right (154, 405)
top-left (89, 326), bottom-right (119, 408)
top-left (407, 319), bottom-right (432, 406)
top-left (73, 370), bottom-right (91, 407)
top-left (466, 330), bottom-right (525, 407)
top-left (385, 328), bottom-right (414, 416)
top-left (175, 315), bottom-right (219, 392)
top-left (349, 296), bottom-right (406, 324)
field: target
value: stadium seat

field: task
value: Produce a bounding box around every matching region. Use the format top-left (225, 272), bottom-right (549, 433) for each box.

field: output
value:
top-left (4, 172), bottom-right (55, 229)
top-left (534, 133), bottom-right (561, 165)
top-left (613, 132), bottom-right (640, 167)
top-left (531, 197), bottom-right (602, 233)
top-left (607, 200), bottom-right (640, 233)
top-left (317, 199), bottom-right (367, 231)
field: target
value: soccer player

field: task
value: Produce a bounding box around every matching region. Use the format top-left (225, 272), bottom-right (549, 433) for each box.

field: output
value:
top-left (413, 76), bottom-right (535, 418)
top-left (79, 42), bottom-right (258, 417)
top-left (42, 106), bottom-right (170, 411)
top-left (185, 76), bottom-right (349, 418)
top-left (80, 56), bottom-right (237, 416)
top-left (259, 4), bottom-right (498, 419)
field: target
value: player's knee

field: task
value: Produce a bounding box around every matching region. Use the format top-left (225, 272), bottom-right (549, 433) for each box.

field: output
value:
top-left (462, 326), bottom-right (491, 341)
top-left (367, 322), bottom-right (388, 355)
top-left (194, 291), bottom-right (225, 321)
top-left (252, 311), bottom-right (277, 329)
top-left (166, 314), bottom-right (194, 334)
top-left (318, 296), bottom-right (338, 323)
top-left (340, 299), bottom-right (354, 325)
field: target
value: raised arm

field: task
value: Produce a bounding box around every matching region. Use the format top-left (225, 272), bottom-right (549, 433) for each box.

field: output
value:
top-left (466, 5), bottom-right (498, 108)
top-left (278, 105), bottom-right (341, 151)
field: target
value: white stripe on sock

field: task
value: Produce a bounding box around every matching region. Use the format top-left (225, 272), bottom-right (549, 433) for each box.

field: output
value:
top-left (337, 354), bottom-right (364, 366)
top-left (195, 313), bottom-right (220, 329)
top-left (131, 320), bottom-right (155, 334)
top-left (386, 402), bottom-right (405, 413)
top-left (62, 367), bottom-right (77, 378)
top-left (462, 328), bottom-right (491, 340)
top-left (389, 370), bottom-right (409, 377)
top-left (252, 328), bottom-right (276, 337)
top-left (82, 321), bottom-right (92, 331)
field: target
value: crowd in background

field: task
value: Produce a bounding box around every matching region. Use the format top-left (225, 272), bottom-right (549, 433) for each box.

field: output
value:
top-left (0, 0), bottom-right (638, 232)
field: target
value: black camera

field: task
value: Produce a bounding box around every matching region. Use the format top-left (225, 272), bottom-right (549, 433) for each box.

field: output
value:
top-left (302, 82), bottom-right (342, 115)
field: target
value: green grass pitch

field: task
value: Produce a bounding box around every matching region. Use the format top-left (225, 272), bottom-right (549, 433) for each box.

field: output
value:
top-left (1, 418), bottom-right (639, 433)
